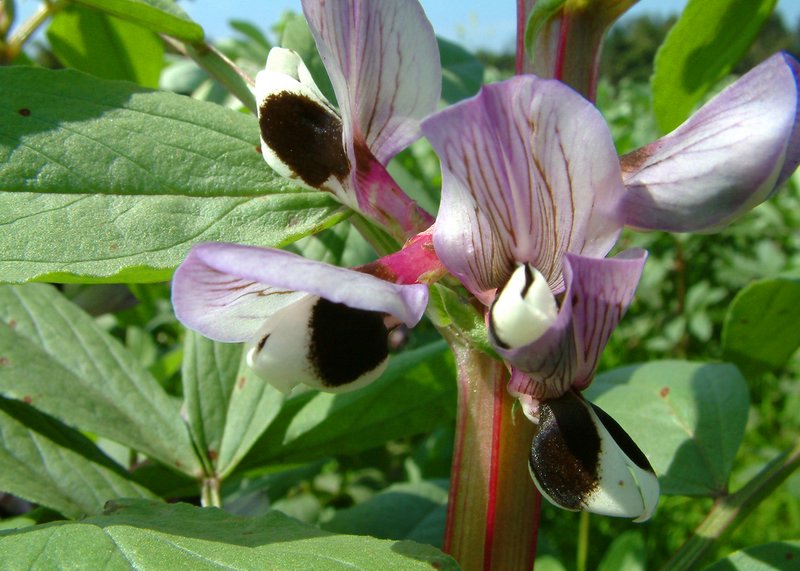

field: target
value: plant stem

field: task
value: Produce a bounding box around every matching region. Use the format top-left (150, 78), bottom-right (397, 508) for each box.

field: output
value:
top-left (577, 510), bottom-right (590, 571)
top-left (2, 0), bottom-right (63, 63)
top-left (662, 439), bottom-right (800, 570)
top-left (443, 337), bottom-right (541, 570)
top-left (162, 35), bottom-right (257, 114)
top-left (200, 477), bottom-right (222, 508)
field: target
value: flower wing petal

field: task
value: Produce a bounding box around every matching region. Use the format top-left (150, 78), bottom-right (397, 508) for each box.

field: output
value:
top-left (529, 391), bottom-right (659, 521)
top-left (424, 76), bottom-right (625, 294)
top-left (302, 0), bottom-right (441, 165)
top-left (621, 52), bottom-right (800, 232)
top-left (172, 243), bottom-right (429, 342)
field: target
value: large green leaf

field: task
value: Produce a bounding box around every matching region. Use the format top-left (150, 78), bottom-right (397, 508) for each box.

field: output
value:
top-left (0, 67), bottom-right (346, 283)
top-left (71, 0), bottom-right (204, 42)
top-left (652, 0), bottom-right (776, 133)
top-left (585, 360), bottom-right (749, 496)
top-left (241, 341), bottom-right (456, 469)
top-left (0, 192), bottom-right (344, 284)
top-left (705, 540), bottom-right (800, 570)
top-left (0, 499), bottom-right (458, 570)
top-left (722, 277), bottom-right (800, 378)
top-left (0, 396), bottom-right (155, 519)
top-left (322, 480), bottom-right (449, 548)
top-left (48, 5), bottom-right (164, 88)
top-left (0, 284), bottom-right (201, 476)
top-left (181, 333), bottom-right (285, 478)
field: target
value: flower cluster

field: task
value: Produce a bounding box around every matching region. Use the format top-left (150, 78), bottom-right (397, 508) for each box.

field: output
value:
top-left (172, 0), bottom-right (800, 522)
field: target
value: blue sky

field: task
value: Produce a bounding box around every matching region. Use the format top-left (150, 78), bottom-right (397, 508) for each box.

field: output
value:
top-left (13, 0), bottom-right (800, 51)
top-left (180, 0), bottom-right (800, 50)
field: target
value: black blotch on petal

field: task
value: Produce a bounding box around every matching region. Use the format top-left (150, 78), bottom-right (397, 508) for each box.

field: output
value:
top-left (590, 402), bottom-right (654, 473)
top-left (259, 92), bottom-right (350, 188)
top-left (529, 391), bottom-right (601, 510)
top-left (308, 298), bottom-right (389, 388)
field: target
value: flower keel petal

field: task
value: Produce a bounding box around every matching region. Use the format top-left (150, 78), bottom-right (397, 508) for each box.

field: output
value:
top-left (528, 391), bottom-right (658, 521)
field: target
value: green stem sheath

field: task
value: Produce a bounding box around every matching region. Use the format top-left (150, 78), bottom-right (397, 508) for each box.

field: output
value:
top-left (443, 338), bottom-right (541, 570)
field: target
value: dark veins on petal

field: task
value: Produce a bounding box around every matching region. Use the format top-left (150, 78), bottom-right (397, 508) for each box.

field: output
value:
top-left (308, 298), bottom-right (389, 387)
top-left (259, 92), bottom-right (350, 187)
top-left (529, 391), bottom-right (600, 510)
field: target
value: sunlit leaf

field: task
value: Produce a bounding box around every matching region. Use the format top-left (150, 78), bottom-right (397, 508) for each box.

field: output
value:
top-left (0, 396), bottom-right (155, 519)
top-left (71, 0), bottom-right (203, 42)
top-left (585, 360), bottom-right (749, 496)
top-left (652, 0), bottom-right (776, 132)
top-left (48, 5), bottom-right (164, 88)
top-left (0, 67), bottom-right (346, 283)
top-left (181, 332), bottom-right (285, 478)
top-left (0, 499), bottom-right (458, 570)
top-left (0, 284), bottom-right (201, 476)
top-left (722, 277), bottom-right (800, 378)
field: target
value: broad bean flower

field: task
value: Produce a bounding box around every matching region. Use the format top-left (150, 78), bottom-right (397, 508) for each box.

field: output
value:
top-left (421, 52), bottom-right (800, 520)
top-left (255, 0), bottom-right (439, 240)
top-left (173, 0), bottom-right (441, 394)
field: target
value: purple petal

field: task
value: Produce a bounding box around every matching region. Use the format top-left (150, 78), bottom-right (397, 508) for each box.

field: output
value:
top-left (423, 76), bottom-right (625, 295)
top-left (502, 249), bottom-right (645, 399)
top-left (621, 53), bottom-right (800, 232)
top-left (302, 0), bottom-right (441, 165)
top-left (567, 249), bottom-right (647, 390)
top-left (172, 243), bottom-right (429, 342)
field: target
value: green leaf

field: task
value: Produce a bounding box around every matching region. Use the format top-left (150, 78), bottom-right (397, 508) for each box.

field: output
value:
top-left (181, 333), bottom-right (285, 478)
top-left (438, 37), bottom-right (484, 104)
top-left (0, 192), bottom-right (345, 284)
top-left (0, 396), bottom-right (156, 519)
top-left (0, 284), bottom-right (202, 476)
top-left (597, 531), bottom-right (646, 571)
top-left (705, 540), bottom-right (800, 570)
top-left (0, 67), bottom-right (315, 198)
top-left (241, 341), bottom-right (456, 468)
top-left (322, 480), bottom-right (448, 548)
top-left (48, 5), bottom-right (164, 88)
top-left (585, 360), bottom-right (749, 496)
top-left (722, 277), bottom-right (800, 378)
top-left (0, 499), bottom-right (459, 570)
top-left (652, 0), bottom-right (776, 133)
top-left (71, 0), bottom-right (203, 42)
top-left (182, 332), bottom-right (243, 471)
top-left (0, 67), bottom-right (346, 283)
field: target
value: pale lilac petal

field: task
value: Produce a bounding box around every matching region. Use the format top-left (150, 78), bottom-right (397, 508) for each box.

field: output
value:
top-left (502, 249), bottom-right (645, 399)
top-left (621, 53), bottom-right (800, 232)
top-left (424, 76), bottom-right (625, 295)
top-left (302, 0), bottom-right (441, 165)
top-left (172, 243), bottom-right (429, 342)
top-left (568, 249), bottom-right (647, 390)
